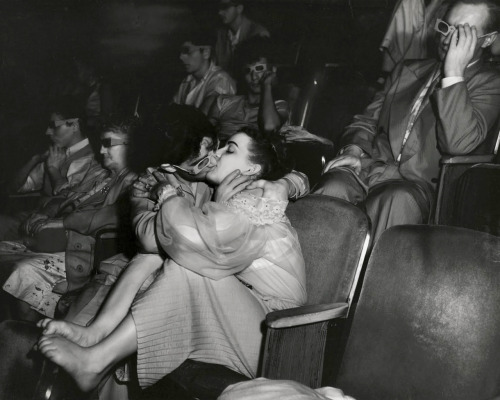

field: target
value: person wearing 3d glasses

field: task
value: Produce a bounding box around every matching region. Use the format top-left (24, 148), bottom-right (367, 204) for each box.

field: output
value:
top-left (173, 30), bottom-right (236, 116)
top-left (209, 37), bottom-right (288, 143)
top-left (215, 0), bottom-right (270, 74)
top-left (314, 0), bottom-right (500, 242)
top-left (2, 117), bottom-right (138, 320)
top-left (0, 97), bottom-right (108, 242)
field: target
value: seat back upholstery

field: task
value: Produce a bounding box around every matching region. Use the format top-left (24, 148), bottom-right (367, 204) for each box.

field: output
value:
top-left (336, 225), bottom-right (500, 400)
top-left (452, 163), bottom-right (500, 236)
top-left (285, 195), bottom-right (371, 307)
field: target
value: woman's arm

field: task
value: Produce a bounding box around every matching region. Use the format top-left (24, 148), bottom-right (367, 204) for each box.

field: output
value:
top-left (156, 195), bottom-right (267, 280)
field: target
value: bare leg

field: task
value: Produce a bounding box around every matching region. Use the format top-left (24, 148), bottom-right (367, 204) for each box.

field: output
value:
top-left (38, 314), bottom-right (137, 392)
top-left (38, 254), bottom-right (163, 346)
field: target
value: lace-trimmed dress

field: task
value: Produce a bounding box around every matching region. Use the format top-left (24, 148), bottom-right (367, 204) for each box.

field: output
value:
top-left (130, 192), bottom-right (306, 388)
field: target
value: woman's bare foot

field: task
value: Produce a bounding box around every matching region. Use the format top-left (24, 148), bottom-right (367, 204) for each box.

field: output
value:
top-left (37, 335), bottom-right (106, 392)
top-left (37, 319), bottom-right (102, 347)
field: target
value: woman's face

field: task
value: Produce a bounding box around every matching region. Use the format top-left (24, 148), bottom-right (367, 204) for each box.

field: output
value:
top-left (206, 132), bottom-right (261, 185)
top-left (100, 131), bottom-right (129, 173)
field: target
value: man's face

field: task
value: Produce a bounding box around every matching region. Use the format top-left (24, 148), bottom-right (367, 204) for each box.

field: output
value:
top-left (178, 136), bottom-right (217, 181)
top-left (437, 2), bottom-right (490, 61)
top-left (179, 42), bottom-right (209, 75)
top-left (45, 113), bottom-right (78, 148)
top-left (218, 2), bottom-right (241, 25)
top-left (244, 57), bottom-right (268, 94)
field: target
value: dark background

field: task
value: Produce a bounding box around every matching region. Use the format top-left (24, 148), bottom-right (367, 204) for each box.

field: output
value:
top-left (0, 0), bottom-right (395, 184)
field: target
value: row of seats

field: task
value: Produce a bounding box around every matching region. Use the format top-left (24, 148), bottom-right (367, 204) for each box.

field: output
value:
top-left (78, 189), bottom-right (499, 400)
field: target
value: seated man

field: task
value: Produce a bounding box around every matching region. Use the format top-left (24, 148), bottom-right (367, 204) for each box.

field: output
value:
top-left (0, 98), bottom-right (106, 241)
top-left (173, 31), bottom-right (236, 115)
top-left (215, 0), bottom-right (270, 74)
top-left (209, 37), bottom-right (289, 142)
top-left (314, 0), bottom-right (500, 241)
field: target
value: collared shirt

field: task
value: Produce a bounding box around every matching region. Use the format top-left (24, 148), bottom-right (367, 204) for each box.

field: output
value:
top-left (66, 138), bottom-right (89, 157)
top-left (173, 62), bottom-right (236, 109)
top-left (20, 138), bottom-right (93, 194)
top-left (227, 28), bottom-right (241, 50)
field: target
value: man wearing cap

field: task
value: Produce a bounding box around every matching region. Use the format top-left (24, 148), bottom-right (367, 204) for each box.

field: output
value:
top-left (173, 34), bottom-right (236, 116)
top-left (314, 0), bottom-right (500, 241)
top-left (215, 0), bottom-right (270, 74)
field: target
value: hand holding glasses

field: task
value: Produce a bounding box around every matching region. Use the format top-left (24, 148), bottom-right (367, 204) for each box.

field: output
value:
top-left (434, 18), bottom-right (497, 39)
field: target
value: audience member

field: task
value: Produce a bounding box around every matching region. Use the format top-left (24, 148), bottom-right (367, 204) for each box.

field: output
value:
top-left (0, 98), bottom-right (107, 241)
top-left (215, 0), bottom-right (270, 74)
top-left (1, 117), bottom-right (138, 320)
top-left (314, 0), bottom-right (500, 241)
top-left (209, 38), bottom-right (289, 142)
top-left (36, 127), bottom-right (306, 393)
top-left (173, 31), bottom-right (236, 115)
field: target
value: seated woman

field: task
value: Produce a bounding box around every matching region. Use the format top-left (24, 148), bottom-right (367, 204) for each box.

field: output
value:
top-left (208, 37), bottom-right (289, 142)
top-left (37, 128), bottom-right (307, 392)
top-left (1, 117), bottom-right (138, 319)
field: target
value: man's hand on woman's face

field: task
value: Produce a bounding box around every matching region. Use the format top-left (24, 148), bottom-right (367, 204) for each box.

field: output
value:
top-left (214, 170), bottom-right (253, 204)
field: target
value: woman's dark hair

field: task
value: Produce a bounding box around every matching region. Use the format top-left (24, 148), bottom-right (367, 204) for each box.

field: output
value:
top-left (239, 127), bottom-right (291, 181)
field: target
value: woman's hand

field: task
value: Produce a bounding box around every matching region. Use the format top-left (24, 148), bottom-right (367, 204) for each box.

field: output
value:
top-left (30, 218), bottom-right (64, 235)
top-left (214, 170), bottom-right (253, 204)
top-left (45, 145), bottom-right (67, 170)
top-left (20, 213), bottom-right (49, 236)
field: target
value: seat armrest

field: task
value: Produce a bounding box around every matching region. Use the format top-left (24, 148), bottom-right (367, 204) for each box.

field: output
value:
top-left (95, 228), bottom-right (120, 240)
top-left (266, 302), bottom-right (348, 329)
top-left (441, 155), bottom-right (494, 165)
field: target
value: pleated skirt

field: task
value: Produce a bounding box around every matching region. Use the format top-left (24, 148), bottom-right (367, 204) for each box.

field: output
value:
top-left (131, 260), bottom-right (269, 388)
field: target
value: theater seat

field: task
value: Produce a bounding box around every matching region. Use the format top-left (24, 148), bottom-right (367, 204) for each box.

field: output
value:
top-left (447, 163), bottom-right (500, 236)
top-left (143, 195), bottom-right (371, 399)
top-left (433, 128), bottom-right (500, 225)
top-left (333, 225), bottom-right (500, 400)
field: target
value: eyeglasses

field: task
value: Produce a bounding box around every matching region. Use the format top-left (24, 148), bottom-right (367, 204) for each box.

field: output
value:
top-left (180, 45), bottom-right (210, 55)
top-left (101, 137), bottom-right (129, 148)
top-left (244, 63), bottom-right (267, 75)
top-left (172, 153), bottom-right (218, 175)
top-left (48, 118), bottom-right (79, 129)
top-left (434, 19), bottom-right (497, 39)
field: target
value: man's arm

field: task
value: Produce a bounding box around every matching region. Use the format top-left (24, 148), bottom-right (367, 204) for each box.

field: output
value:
top-left (258, 69), bottom-right (288, 133)
top-left (434, 25), bottom-right (500, 155)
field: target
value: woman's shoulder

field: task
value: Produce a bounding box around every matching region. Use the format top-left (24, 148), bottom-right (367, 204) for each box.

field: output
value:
top-left (225, 192), bottom-right (289, 226)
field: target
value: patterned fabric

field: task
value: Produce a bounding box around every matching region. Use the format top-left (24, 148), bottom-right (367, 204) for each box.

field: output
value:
top-left (225, 193), bottom-right (289, 225)
top-left (1, 169), bottom-right (137, 316)
top-left (2, 241), bottom-right (65, 317)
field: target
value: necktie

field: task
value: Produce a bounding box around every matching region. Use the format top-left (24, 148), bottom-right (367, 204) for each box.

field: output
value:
top-left (396, 64), bottom-right (441, 163)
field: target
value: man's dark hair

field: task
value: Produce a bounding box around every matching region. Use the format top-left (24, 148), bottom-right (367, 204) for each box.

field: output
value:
top-left (451, 0), bottom-right (500, 32)
top-left (233, 37), bottom-right (274, 87)
top-left (49, 95), bottom-right (87, 137)
top-left (146, 104), bottom-right (217, 166)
